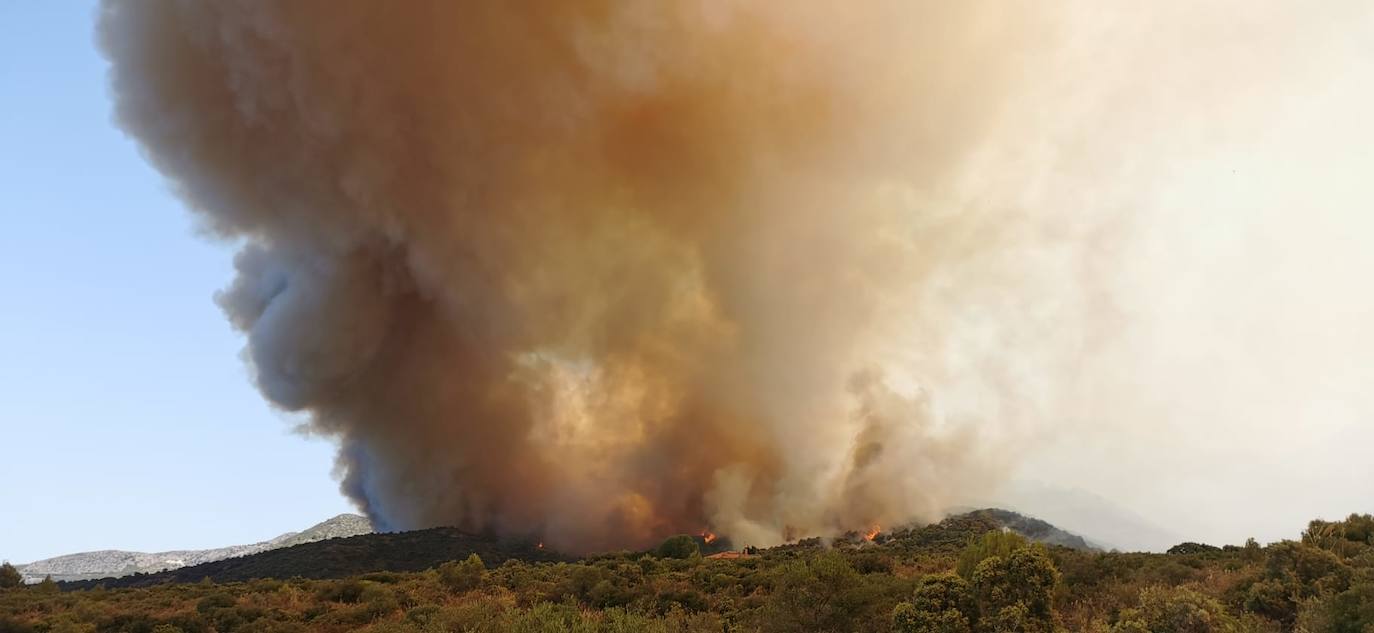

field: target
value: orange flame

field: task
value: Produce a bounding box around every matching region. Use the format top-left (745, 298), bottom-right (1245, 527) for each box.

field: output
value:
top-left (863, 525), bottom-right (881, 541)
top-left (700, 529), bottom-right (718, 544)
top-left (537, 542), bottom-right (544, 549)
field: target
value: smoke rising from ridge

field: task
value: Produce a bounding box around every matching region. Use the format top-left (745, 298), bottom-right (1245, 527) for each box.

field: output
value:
top-left (99, 2), bottom-right (1374, 551)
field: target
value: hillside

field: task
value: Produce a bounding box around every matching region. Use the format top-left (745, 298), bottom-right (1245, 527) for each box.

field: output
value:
top-left (955, 508), bottom-right (1095, 550)
top-left (990, 482), bottom-right (1185, 551)
top-left (60, 508), bottom-right (1079, 590)
top-left (62, 526), bottom-right (570, 589)
top-left (5, 510), bottom-right (1368, 632)
top-left (17, 514), bottom-right (372, 583)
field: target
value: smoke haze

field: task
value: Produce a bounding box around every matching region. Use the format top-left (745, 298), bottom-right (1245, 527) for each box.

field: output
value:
top-left (99, 1), bottom-right (1374, 551)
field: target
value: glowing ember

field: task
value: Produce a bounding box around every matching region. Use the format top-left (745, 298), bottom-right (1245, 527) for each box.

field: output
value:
top-left (700, 530), bottom-right (718, 544)
top-left (863, 525), bottom-right (881, 541)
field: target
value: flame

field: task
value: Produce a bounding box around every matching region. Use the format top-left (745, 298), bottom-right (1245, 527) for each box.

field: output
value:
top-left (863, 525), bottom-right (881, 541)
top-left (537, 542), bottom-right (544, 549)
top-left (700, 529), bottom-right (718, 544)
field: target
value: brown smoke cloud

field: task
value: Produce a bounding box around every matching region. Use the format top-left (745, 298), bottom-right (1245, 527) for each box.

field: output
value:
top-left (98, 1), bottom-right (1374, 552)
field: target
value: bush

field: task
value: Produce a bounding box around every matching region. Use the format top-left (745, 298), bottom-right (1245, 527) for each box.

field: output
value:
top-left (0, 564), bottom-right (22, 590)
top-left (0, 616), bottom-right (35, 633)
top-left (405, 604), bottom-right (440, 626)
top-left (853, 553), bottom-right (894, 574)
top-left (1244, 541), bottom-right (1352, 625)
top-left (655, 589), bottom-right (708, 614)
top-left (438, 554), bottom-right (486, 593)
top-left (656, 535), bottom-right (700, 560)
top-left (1111, 586), bottom-right (1241, 633)
top-left (956, 530), bottom-right (1027, 580)
top-left (1326, 582), bottom-right (1374, 633)
top-left (195, 592), bottom-right (236, 614)
top-left (317, 580), bottom-right (368, 604)
top-left (761, 550), bottom-right (884, 632)
top-left (971, 547), bottom-right (1059, 633)
top-left (357, 584), bottom-right (400, 621)
top-left (35, 577), bottom-right (58, 595)
top-left (893, 573), bottom-right (973, 633)
top-left (1167, 543), bottom-right (1221, 556)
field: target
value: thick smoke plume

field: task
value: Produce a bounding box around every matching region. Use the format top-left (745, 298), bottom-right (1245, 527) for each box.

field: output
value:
top-left (100, 1), bottom-right (1374, 551)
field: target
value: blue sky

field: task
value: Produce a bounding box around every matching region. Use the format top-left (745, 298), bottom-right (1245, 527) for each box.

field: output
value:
top-left (0, 1), bottom-right (353, 564)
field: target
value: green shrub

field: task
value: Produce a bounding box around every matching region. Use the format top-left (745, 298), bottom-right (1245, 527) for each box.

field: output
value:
top-left (1326, 582), bottom-right (1374, 633)
top-left (405, 604), bottom-right (440, 626)
top-left (195, 592), bottom-right (236, 614)
top-left (0, 564), bottom-right (21, 590)
top-left (971, 547), bottom-right (1059, 633)
top-left (853, 553), bottom-right (894, 574)
top-left (956, 530), bottom-right (1027, 580)
top-left (0, 615), bottom-right (35, 633)
top-left (1111, 586), bottom-right (1240, 633)
top-left (761, 550), bottom-right (884, 632)
top-left (438, 554), bottom-right (486, 593)
top-left (317, 579), bottom-right (367, 604)
top-left (893, 573), bottom-right (973, 633)
top-left (656, 535), bottom-right (700, 560)
top-left (359, 584), bottom-right (400, 619)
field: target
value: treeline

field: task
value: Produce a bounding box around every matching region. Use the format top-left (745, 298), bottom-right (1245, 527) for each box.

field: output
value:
top-left (1, 512), bottom-right (1371, 632)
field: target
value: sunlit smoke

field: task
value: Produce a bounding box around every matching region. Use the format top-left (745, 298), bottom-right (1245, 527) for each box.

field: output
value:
top-left (99, 1), bottom-right (1374, 552)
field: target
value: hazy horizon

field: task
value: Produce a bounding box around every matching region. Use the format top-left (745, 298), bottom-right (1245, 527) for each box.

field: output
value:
top-left (4, 2), bottom-right (1372, 564)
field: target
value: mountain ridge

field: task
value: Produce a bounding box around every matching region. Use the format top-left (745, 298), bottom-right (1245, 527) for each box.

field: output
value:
top-left (16, 513), bottom-right (372, 583)
top-left (60, 507), bottom-right (1094, 589)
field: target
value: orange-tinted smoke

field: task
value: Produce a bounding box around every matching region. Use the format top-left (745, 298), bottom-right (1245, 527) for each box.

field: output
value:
top-left (98, 1), bottom-right (1057, 552)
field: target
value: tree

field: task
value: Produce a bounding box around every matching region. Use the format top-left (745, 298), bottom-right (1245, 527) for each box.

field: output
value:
top-left (1340, 513), bottom-right (1374, 545)
top-left (1245, 541), bottom-right (1352, 626)
top-left (893, 573), bottom-right (974, 633)
top-left (656, 534), bottom-right (700, 560)
top-left (763, 551), bottom-right (881, 633)
top-left (956, 530), bottom-right (1027, 580)
top-left (35, 576), bottom-right (57, 595)
top-left (971, 547), bottom-right (1059, 633)
top-left (438, 553), bottom-right (486, 593)
top-left (1325, 582), bottom-right (1374, 633)
top-left (0, 563), bottom-right (22, 589)
top-left (1111, 585), bottom-right (1241, 633)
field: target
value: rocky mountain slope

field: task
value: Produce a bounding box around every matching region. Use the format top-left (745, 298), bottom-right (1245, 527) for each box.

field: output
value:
top-left (17, 514), bottom-right (372, 583)
top-left (63, 527), bottom-right (569, 589)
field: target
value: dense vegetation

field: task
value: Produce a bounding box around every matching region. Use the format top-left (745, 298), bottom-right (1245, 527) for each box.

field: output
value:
top-left (2, 511), bottom-right (1371, 632)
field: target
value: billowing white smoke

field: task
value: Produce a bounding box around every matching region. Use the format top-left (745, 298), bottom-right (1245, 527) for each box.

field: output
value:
top-left (99, 1), bottom-right (1374, 551)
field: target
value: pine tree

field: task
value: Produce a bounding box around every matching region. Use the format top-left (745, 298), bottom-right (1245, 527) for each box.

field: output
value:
top-left (0, 562), bottom-right (22, 589)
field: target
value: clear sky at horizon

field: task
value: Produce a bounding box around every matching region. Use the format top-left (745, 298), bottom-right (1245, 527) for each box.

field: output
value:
top-left (0, 1), bottom-right (354, 564)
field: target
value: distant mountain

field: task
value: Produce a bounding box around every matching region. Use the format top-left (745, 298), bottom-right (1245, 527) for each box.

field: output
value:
top-left (270, 514), bottom-right (374, 549)
top-left (17, 514), bottom-right (372, 583)
top-left (988, 483), bottom-right (1185, 552)
top-left (63, 527), bottom-right (569, 589)
top-left (69, 508), bottom-right (1086, 590)
top-left (45, 502), bottom-right (1082, 587)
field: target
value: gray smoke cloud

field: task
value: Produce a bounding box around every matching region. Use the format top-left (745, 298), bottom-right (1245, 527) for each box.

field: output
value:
top-left (99, 1), bottom-right (1374, 552)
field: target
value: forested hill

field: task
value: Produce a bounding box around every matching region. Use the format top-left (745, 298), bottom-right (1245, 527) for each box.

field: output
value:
top-left (3, 511), bottom-right (1372, 631)
top-left (61, 509), bottom-right (1085, 589)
